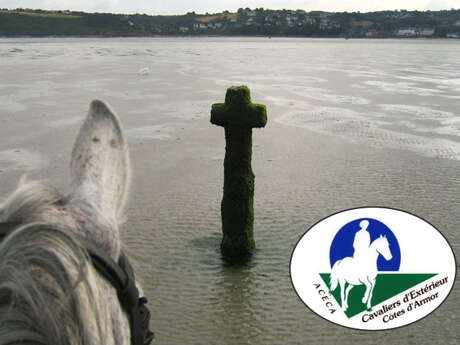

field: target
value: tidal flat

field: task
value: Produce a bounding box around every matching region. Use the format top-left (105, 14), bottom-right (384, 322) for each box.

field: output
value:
top-left (0, 37), bottom-right (459, 344)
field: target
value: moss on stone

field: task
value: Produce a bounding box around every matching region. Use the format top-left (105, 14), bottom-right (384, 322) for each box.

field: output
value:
top-left (211, 85), bottom-right (267, 128)
top-left (210, 85), bottom-right (267, 262)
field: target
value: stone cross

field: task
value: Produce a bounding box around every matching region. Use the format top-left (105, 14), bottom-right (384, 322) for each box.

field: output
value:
top-left (211, 85), bottom-right (267, 261)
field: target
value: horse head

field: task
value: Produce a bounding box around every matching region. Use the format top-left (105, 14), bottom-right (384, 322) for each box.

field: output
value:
top-left (376, 234), bottom-right (392, 261)
top-left (0, 101), bottom-right (139, 345)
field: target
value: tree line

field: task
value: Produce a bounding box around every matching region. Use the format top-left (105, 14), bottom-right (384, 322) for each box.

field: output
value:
top-left (1, 8), bottom-right (459, 37)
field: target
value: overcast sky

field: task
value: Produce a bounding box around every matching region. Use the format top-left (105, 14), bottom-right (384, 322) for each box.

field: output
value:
top-left (1, 0), bottom-right (459, 15)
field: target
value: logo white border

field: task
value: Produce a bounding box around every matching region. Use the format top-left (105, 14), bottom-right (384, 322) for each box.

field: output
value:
top-left (289, 207), bottom-right (457, 331)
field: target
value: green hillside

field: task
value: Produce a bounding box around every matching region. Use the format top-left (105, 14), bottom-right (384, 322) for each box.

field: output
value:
top-left (1, 8), bottom-right (460, 37)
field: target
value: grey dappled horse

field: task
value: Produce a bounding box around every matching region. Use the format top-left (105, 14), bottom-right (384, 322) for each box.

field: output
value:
top-left (0, 101), bottom-right (147, 345)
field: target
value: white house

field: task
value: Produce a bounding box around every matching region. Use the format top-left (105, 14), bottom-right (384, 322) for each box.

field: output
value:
top-left (319, 19), bottom-right (330, 30)
top-left (304, 16), bottom-right (315, 25)
top-left (397, 27), bottom-right (416, 36)
top-left (245, 17), bottom-right (255, 26)
top-left (420, 27), bottom-right (435, 36)
top-left (193, 23), bottom-right (207, 30)
top-left (207, 22), bottom-right (222, 29)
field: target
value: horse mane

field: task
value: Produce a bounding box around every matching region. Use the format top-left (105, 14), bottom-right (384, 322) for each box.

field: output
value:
top-left (0, 180), bottom-right (104, 345)
top-left (0, 177), bottom-right (62, 223)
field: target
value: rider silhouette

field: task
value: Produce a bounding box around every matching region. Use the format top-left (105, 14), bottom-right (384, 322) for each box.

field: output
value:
top-left (353, 220), bottom-right (370, 259)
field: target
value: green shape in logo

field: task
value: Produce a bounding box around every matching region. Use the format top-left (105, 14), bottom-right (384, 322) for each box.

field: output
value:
top-left (319, 273), bottom-right (437, 318)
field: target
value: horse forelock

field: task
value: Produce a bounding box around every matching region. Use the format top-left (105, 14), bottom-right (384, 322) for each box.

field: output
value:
top-left (0, 179), bottom-right (121, 260)
top-left (0, 179), bottom-right (130, 345)
top-left (0, 178), bottom-right (63, 223)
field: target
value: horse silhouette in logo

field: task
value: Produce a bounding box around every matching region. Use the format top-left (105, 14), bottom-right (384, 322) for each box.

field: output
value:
top-left (330, 220), bottom-right (393, 311)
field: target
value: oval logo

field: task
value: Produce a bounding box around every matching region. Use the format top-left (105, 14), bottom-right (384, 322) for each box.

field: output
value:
top-left (290, 207), bottom-right (456, 330)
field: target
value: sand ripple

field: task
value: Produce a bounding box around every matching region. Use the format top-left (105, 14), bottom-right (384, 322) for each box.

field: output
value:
top-left (276, 107), bottom-right (460, 160)
top-left (0, 149), bottom-right (47, 171)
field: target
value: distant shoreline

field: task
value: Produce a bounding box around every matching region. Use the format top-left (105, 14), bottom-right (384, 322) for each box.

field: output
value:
top-left (2, 8), bottom-right (460, 39)
top-left (0, 34), bottom-right (457, 40)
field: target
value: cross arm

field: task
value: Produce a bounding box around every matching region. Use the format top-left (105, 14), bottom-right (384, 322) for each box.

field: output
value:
top-left (210, 85), bottom-right (267, 128)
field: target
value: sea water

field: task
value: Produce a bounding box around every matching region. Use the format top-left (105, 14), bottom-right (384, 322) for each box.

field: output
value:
top-left (0, 37), bottom-right (458, 344)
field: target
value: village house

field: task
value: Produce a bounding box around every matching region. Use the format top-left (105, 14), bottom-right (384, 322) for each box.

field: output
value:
top-left (419, 27), bottom-right (435, 36)
top-left (319, 19), bottom-right (330, 30)
top-left (396, 26), bottom-right (435, 37)
top-left (397, 27), bottom-right (417, 37)
top-left (365, 29), bottom-right (378, 37)
top-left (304, 16), bottom-right (315, 25)
top-left (193, 23), bottom-right (207, 30)
top-left (207, 22), bottom-right (222, 29)
top-left (245, 17), bottom-right (255, 26)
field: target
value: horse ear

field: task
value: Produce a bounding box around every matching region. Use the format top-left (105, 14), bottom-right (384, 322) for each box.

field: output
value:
top-left (69, 100), bottom-right (130, 220)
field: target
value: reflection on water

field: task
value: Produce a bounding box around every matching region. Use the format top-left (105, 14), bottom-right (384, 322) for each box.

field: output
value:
top-left (0, 37), bottom-right (459, 344)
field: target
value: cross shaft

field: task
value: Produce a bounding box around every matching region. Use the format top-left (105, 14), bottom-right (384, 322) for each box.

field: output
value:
top-left (211, 85), bottom-right (267, 261)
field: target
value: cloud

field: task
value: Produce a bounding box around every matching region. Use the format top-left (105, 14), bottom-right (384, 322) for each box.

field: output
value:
top-left (123, 0), bottom-right (453, 14)
top-left (41, 0), bottom-right (121, 12)
top-left (1, 0), bottom-right (122, 12)
top-left (1, 0), bottom-right (458, 14)
top-left (424, 0), bottom-right (460, 10)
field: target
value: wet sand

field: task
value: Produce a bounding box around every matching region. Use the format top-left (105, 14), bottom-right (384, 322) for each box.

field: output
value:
top-left (0, 37), bottom-right (458, 344)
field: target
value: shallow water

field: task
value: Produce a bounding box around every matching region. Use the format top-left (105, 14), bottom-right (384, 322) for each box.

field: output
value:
top-left (0, 37), bottom-right (459, 344)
